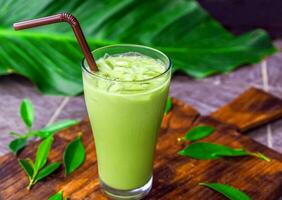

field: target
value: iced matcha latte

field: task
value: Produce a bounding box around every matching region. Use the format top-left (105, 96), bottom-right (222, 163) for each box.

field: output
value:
top-left (81, 45), bottom-right (171, 199)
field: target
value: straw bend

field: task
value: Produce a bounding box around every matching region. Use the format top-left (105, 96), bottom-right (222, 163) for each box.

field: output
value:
top-left (13, 12), bottom-right (98, 71)
top-left (60, 12), bottom-right (79, 27)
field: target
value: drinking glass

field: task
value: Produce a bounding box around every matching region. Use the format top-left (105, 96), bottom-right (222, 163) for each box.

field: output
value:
top-left (81, 44), bottom-right (172, 199)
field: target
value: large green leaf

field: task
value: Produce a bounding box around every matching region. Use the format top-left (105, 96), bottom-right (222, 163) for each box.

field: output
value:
top-left (0, 0), bottom-right (276, 95)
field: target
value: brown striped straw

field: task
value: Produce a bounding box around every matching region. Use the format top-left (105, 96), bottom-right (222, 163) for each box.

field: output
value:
top-left (13, 12), bottom-right (98, 71)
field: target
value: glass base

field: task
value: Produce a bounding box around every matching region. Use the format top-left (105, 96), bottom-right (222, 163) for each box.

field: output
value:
top-left (100, 176), bottom-right (153, 200)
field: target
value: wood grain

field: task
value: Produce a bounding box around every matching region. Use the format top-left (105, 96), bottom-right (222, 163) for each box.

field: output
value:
top-left (0, 88), bottom-right (282, 200)
top-left (211, 87), bottom-right (282, 132)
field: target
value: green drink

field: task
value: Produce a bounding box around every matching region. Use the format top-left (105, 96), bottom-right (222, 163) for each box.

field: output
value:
top-left (81, 45), bottom-right (171, 199)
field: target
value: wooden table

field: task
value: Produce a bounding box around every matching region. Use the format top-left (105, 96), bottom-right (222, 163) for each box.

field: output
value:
top-left (1, 88), bottom-right (282, 199)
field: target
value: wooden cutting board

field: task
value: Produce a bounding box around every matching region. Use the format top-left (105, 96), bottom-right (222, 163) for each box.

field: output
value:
top-left (1, 87), bottom-right (282, 200)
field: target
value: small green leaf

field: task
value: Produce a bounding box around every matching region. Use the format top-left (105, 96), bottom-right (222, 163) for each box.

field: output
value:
top-left (199, 182), bottom-right (251, 200)
top-left (41, 120), bottom-right (80, 133)
top-left (63, 136), bottom-right (86, 176)
top-left (33, 135), bottom-right (54, 174)
top-left (184, 125), bottom-right (215, 142)
top-left (164, 96), bottom-right (172, 114)
top-left (18, 159), bottom-right (34, 179)
top-left (48, 191), bottom-right (63, 200)
top-left (20, 99), bottom-right (34, 128)
top-left (179, 142), bottom-right (248, 160)
top-left (35, 162), bottom-right (61, 183)
top-left (9, 138), bottom-right (27, 154)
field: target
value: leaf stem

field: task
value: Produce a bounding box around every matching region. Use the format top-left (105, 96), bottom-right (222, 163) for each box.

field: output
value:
top-left (27, 180), bottom-right (33, 190)
top-left (19, 131), bottom-right (38, 139)
top-left (9, 132), bottom-right (22, 137)
top-left (247, 151), bottom-right (271, 162)
top-left (177, 137), bottom-right (186, 144)
top-left (28, 127), bottom-right (33, 133)
top-left (26, 165), bottom-right (39, 190)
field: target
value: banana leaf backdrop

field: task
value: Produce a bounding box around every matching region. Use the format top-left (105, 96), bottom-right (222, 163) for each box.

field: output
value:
top-left (0, 0), bottom-right (276, 95)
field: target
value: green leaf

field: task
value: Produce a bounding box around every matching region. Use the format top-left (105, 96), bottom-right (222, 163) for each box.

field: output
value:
top-left (178, 142), bottom-right (249, 159)
top-left (63, 136), bottom-right (86, 176)
top-left (18, 159), bottom-right (34, 179)
top-left (9, 138), bottom-right (27, 154)
top-left (48, 191), bottom-right (63, 200)
top-left (35, 162), bottom-right (61, 183)
top-left (0, 0), bottom-right (276, 95)
top-left (199, 182), bottom-right (251, 200)
top-left (164, 96), bottom-right (172, 114)
top-left (20, 99), bottom-right (34, 128)
top-left (184, 125), bottom-right (215, 142)
top-left (41, 120), bottom-right (80, 133)
top-left (33, 135), bottom-right (54, 174)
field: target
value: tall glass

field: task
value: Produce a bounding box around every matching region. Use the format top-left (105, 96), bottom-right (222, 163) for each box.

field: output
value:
top-left (81, 44), bottom-right (172, 199)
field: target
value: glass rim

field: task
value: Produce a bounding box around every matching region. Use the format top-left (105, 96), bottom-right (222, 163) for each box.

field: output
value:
top-left (81, 44), bottom-right (172, 83)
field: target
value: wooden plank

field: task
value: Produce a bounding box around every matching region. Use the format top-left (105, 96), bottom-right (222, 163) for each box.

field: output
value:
top-left (0, 91), bottom-right (282, 199)
top-left (211, 87), bottom-right (282, 132)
